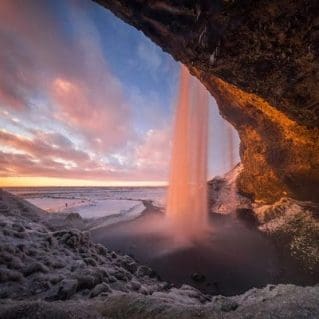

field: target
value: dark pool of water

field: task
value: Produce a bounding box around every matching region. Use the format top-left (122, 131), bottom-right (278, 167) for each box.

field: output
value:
top-left (92, 210), bottom-right (318, 296)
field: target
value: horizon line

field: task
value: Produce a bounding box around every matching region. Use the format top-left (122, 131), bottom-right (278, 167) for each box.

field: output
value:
top-left (0, 176), bottom-right (168, 188)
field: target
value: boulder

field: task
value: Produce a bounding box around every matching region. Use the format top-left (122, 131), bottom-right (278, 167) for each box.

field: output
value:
top-left (136, 265), bottom-right (152, 277)
top-left (0, 268), bottom-right (23, 282)
top-left (23, 262), bottom-right (49, 276)
top-left (45, 279), bottom-right (78, 301)
top-left (89, 282), bottom-right (111, 298)
top-left (128, 280), bottom-right (141, 291)
top-left (191, 272), bottom-right (206, 283)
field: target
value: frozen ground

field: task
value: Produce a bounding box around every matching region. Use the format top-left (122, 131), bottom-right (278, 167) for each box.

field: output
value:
top-left (8, 187), bottom-right (166, 223)
top-left (0, 189), bottom-right (318, 319)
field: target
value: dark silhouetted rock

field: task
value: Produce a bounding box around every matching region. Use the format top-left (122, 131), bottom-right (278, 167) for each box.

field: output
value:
top-left (0, 268), bottom-right (23, 283)
top-left (64, 212), bottom-right (82, 222)
top-left (46, 279), bottom-right (78, 301)
top-left (23, 262), bottom-right (49, 276)
top-left (128, 280), bottom-right (141, 291)
top-left (191, 273), bottom-right (206, 283)
top-left (236, 208), bottom-right (259, 226)
top-left (89, 282), bottom-right (111, 298)
top-left (136, 265), bottom-right (152, 277)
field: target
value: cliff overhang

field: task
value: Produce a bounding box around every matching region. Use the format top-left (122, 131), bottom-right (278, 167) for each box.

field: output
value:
top-left (94, 0), bottom-right (319, 203)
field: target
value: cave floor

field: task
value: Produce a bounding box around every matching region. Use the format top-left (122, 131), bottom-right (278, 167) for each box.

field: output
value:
top-left (91, 208), bottom-right (318, 296)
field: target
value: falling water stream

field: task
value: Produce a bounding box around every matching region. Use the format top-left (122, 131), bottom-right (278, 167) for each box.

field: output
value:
top-left (166, 65), bottom-right (209, 238)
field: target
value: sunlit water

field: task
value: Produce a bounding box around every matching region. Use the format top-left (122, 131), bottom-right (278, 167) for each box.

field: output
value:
top-left (166, 65), bottom-right (209, 238)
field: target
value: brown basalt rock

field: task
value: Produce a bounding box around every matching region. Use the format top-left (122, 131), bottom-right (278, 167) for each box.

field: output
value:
top-left (206, 75), bottom-right (319, 203)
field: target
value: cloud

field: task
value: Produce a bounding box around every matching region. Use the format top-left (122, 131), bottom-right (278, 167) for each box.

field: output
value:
top-left (0, 0), bottom-right (175, 183)
top-left (0, 150), bottom-right (112, 180)
top-left (0, 128), bottom-right (121, 180)
top-left (0, 130), bottom-right (89, 163)
top-left (135, 129), bottom-right (171, 171)
top-left (0, 0), bottom-right (132, 153)
top-left (52, 75), bottom-right (131, 152)
top-left (0, 30), bottom-right (37, 110)
top-left (0, 126), bottom-right (171, 181)
top-left (110, 128), bottom-right (171, 180)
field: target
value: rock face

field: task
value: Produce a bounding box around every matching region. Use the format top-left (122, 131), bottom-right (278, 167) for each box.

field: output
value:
top-left (208, 166), bottom-right (319, 271)
top-left (1, 284), bottom-right (319, 319)
top-left (94, 0), bottom-right (319, 203)
top-left (254, 197), bottom-right (319, 273)
top-left (208, 164), bottom-right (251, 214)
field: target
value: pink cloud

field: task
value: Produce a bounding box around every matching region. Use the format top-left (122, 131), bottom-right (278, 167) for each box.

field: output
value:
top-left (0, 0), bottom-right (132, 153)
top-left (135, 129), bottom-right (171, 169)
top-left (52, 75), bottom-right (131, 152)
top-left (0, 130), bottom-right (89, 163)
top-left (0, 150), bottom-right (113, 180)
top-left (0, 1), bottom-right (172, 183)
top-left (0, 127), bottom-right (171, 181)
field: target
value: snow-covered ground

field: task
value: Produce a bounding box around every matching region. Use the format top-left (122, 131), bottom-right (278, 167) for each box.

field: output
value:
top-left (208, 164), bottom-right (251, 214)
top-left (1, 189), bottom-right (318, 319)
top-left (7, 187), bottom-right (166, 220)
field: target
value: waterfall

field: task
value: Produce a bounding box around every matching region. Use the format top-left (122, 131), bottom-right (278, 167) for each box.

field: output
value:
top-left (166, 65), bottom-right (209, 238)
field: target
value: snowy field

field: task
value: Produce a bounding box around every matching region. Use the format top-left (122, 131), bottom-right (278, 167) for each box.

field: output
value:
top-left (8, 187), bottom-right (166, 220)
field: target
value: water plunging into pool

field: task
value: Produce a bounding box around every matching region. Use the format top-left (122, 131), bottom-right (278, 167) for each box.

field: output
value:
top-left (166, 65), bottom-right (209, 238)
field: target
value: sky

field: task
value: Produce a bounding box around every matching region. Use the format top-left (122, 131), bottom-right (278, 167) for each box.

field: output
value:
top-left (0, 0), bottom-right (239, 187)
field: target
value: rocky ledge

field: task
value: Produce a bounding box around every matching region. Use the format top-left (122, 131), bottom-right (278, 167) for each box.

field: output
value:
top-left (0, 189), bottom-right (318, 318)
top-left (254, 197), bottom-right (319, 274)
top-left (209, 165), bottom-right (319, 274)
top-left (208, 164), bottom-right (251, 215)
top-left (0, 190), bottom-right (168, 301)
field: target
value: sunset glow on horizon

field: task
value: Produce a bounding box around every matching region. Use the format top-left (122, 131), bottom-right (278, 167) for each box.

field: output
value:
top-left (0, 177), bottom-right (167, 188)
